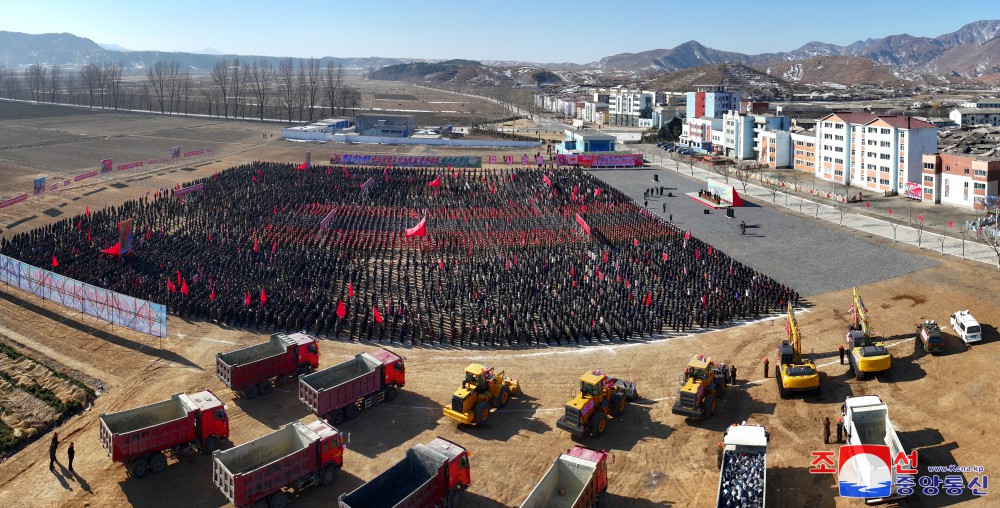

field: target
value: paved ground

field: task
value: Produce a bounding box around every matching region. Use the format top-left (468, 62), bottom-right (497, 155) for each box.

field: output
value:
top-left (593, 168), bottom-right (939, 297)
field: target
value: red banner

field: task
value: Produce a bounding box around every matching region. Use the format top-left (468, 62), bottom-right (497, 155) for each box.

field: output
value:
top-left (74, 171), bottom-right (98, 182)
top-left (0, 194), bottom-right (28, 209)
top-left (116, 161), bottom-right (144, 171)
top-left (557, 153), bottom-right (643, 168)
top-left (183, 149), bottom-right (205, 157)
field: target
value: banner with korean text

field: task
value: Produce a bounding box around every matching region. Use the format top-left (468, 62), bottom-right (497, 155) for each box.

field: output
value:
top-left (0, 254), bottom-right (167, 337)
top-left (330, 153), bottom-right (482, 168)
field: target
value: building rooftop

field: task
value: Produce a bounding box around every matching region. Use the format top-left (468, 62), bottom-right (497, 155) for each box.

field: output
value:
top-left (573, 129), bottom-right (617, 140)
top-left (953, 108), bottom-right (1000, 115)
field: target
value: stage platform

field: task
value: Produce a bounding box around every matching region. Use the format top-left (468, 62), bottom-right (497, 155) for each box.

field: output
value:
top-left (687, 192), bottom-right (733, 209)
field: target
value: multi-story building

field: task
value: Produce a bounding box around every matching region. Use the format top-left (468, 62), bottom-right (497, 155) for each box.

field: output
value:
top-left (583, 102), bottom-right (609, 124)
top-left (815, 113), bottom-right (937, 194)
top-left (722, 111), bottom-right (756, 159)
top-left (920, 153), bottom-right (1000, 208)
top-left (740, 101), bottom-right (770, 115)
top-left (608, 88), bottom-right (655, 127)
top-left (681, 117), bottom-right (723, 153)
top-left (757, 130), bottom-right (792, 168)
top-left (790, 130), bottom-right (817, 172)
top-left (752, 115), bottom-right (791, 158)
top-left (949, 108), bottom-right (1000, 127)
top-left (652, 106), bottom-right (676, 129)
top-left (686, 85), bottom-right (740, 119)
top-left (959, 99), bottom-right (1000, 109)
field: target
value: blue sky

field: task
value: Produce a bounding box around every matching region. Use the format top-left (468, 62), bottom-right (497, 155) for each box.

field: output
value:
top-left (2, 0), bottom-right (997, 62)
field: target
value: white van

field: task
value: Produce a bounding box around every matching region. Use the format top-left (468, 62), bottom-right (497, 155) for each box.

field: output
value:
top-left (950, 310), bottom-right (982, 345)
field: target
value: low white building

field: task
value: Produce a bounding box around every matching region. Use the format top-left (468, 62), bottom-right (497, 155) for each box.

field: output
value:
top-left (949, 108), bottom-right (1000, 127)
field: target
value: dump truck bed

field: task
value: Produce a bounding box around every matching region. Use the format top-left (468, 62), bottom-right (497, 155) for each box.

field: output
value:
top-left (338, 444), bottom-right (447, 508)
top-left (212, 422), bottom-right (320, 507)
top-left (521, 454), bottom-right (600, 508)
top-left (299, 353), bottom-right (382, 415)
top-left (716, 425), bottom-right (768, 508)
top-left (99, 394), bottom-right (197, 462)
top-left (217, 334), bottom-right (310, 390)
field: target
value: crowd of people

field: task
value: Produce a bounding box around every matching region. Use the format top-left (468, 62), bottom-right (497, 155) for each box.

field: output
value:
top-left (0, 161), bottom-right (798, 347)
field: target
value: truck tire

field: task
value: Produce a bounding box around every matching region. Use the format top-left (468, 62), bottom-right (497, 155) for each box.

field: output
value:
top-left (777, 374), bottom-right (788, 399)
top-left (448, 487), bottom-right (463, 508)
top-left (473, 401), bottom-right (490, 425)
top-left (269, 491), bottom-right (288, 508)
top-left (589, 412), bottom-right (607, 437)
top-left (253, 500), bottom-right (268, 508)
top-left (203, 435), bottom-right (220, 454)
top-left (331, 410), bottom-right (346, 426)
top-left (149, 452), bottom-right (167, 474)
top-left (244, 384), bottom-right (259, 399)
top-left (129, 459), bottom-right (149, 478)
top-left (707, 396), bottom-right (717, 417)
top-left (494, 386), bottom-right (510, 408)
top-left (346, 403), bottom-right (360, 420)
top-left (609, 393), bottom-right (625, 416)
top-left (385, 384), bottom-right (399, 402)
top-left (321, 465), bottom-right (337, 486)
top-left (258, 380), bottom-right (273, 396)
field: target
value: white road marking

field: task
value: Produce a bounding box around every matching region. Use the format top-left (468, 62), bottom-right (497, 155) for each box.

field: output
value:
top-left (199, 337), bottom-right (237, 345)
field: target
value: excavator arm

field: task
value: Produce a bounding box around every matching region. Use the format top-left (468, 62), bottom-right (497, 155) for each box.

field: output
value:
top-left (851, 287), bottom-right (870, 337)
top-left (787, 302), bottom-right (802, 362)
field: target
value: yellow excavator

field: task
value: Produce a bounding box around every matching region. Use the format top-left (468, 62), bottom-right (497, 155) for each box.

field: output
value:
top-left (777, 303), bottom-right (820, 397)
top-left (845, 287), bottom-right (891, 379)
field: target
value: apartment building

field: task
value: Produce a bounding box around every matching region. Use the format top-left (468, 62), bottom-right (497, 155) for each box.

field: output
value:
top-left (686, 85), bottom-right (740, 119)
top-left (608, 88), bottom-right (655, 127)
top-left (790, 130), bottom-right (817, 172)
top-left (920, 153), bottom-right (1000, 208)
top-left (949, 108), bottom-right (1000, 127)
top-left (757, 130), bottom-right (791, 168)
top-left (681, 117), bottom-right (723, 153)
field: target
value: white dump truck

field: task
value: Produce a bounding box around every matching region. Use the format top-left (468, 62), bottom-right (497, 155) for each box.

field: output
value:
top-left (840, 396), bottom-right (910, 504)
top-left (716, 423), bottom-right (767, 508)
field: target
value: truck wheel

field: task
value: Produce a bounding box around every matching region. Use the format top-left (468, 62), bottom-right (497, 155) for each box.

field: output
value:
top-left (253, 501), bottom-right (268, 508)
top-left (589, 412), bottom-right (607, 436)
top-left (448, 487), bottom-right (463, 508)
top-left (385, 385), bottom-right (399, 402)
top-left (244, 384), bottom-right (259, 399)
top-left (129, 459), bottom-right (149, 478)
top-left (268, 491), bottom-right (288, 508)
top-left (854, 366), bottom-right (864, 381)
top-left (497, 386), bottom-right (511, 408)
top-left (346, 404), bottom-right (360, 420)
top-left (474, 401), bottom-right (490, 424)
top-left (321, 465), bottom-right (337, 486)
top-left (609, 393), bottom-right (624, 416)
top-left (331, 410), bottom-right (346, 426)
top-left (149, 453), bottom-right (167, 473)
top-left (258, 381), bottom-right (273, 396)
top-left (203, 435), bottom-right (220, 454)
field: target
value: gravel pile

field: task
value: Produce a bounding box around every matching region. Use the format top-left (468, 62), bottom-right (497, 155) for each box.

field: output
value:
top-left (718, 451), bottom-right (765, 508)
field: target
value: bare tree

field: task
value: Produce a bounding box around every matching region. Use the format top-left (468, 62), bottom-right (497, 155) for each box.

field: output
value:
top-left (323, 63), bottom-right (344, 116)
top-left (276, 57), bottom-right (296, 121)
top-left (760, 174), bottom-right (783, 204)
top-left (212, 59), bottom-right (231, 118)
top-left (202, 87), bottom-right (218, 117)
top-left (305, 58), bottom-right (321, 121)
top-left (166, 61), bottom-right (180, 114)
top-left (103, 61), bottom-right (123, 109)
top-left (3, 70), bottom-right (22, 100)
top-left (47, 64), bottom-right (61, 103)
top-left (985, 230), bottom-right (1000, 268)
top-left (139, 82), bottom-right (152, 112)
top-left (248, 59), bottom-right (274, 121)
top-left (735, 165), bottom-right (757, 195)
top-left (179, 72), bottom-right (193, 114)
top-left (147, 60), bottom-right (169, 113)
top-left (296, 60), bottom-right (308, 121)
top-left (80, 63), bottom-right (101, 107)
top-left (342, 86), bottom-right (361, 116)
top-left (26, 63), bottom-right (46, 102)
top-left (916, 215), bottom-right (925, 247)
top-left (229, 58), bottom-right (247, 119)
top-left (64, 68), bottom-right (76, 105)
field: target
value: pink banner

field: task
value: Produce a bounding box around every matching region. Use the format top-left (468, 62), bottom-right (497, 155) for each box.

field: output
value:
top-left (0, 194), bottom-right (28, 209)
top-left (74, 171), bottom-right (98, 182)
top-left (183, 149), bottom-right (205, 157)
top-left (575, 213), bottom-right (591, 235)
top-left (175, 183), bottom-right (205, 197)
top-left (488, 155), bottom-right (497, 164)
top-left (116, 161), bottom-right (144, 171)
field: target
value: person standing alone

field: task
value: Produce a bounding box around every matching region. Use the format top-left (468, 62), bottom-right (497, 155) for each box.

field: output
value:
top-left (68, 442), bottom-right (75, 472)
top-left (49, 432), bottom-right (58, 470)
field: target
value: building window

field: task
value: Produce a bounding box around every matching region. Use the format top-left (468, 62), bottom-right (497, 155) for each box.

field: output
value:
top-left (975, 169), bottom-right (987, 177)
top-left (879, 179), bottom-right (890, 185)
top-left (806, 143), bottom-right (814, 148)
top-left (880, 166), bottom-right (890, 172)
top-left (880, 154), bottom-right (891, 160)
top-left (924, 175), bottom-right (934, 183)
top-left (834, 170), bottom-right (843, 176)
top-left (835, 158), bottom-right (844, 164)
top-left (880, 141), bottom-right (891, 147)
top-left (944, 179), bottom-right (949, 198)
top-left (835, 135), bottom-right (844, 141)
top-left (945, 165), bottom-right (951, 172)
top-left (881, 128), bottom-right (891, 134)
top-left (964, 167), bottom-right (970, 175)
top-left (975, 182), bottom-right (987, 190)
top-left (899, 157), bottom-right (904, 165)
top-left (923, 162), bottom-right (935, 170)
top-left (867, 127), bottom-right (877, 133)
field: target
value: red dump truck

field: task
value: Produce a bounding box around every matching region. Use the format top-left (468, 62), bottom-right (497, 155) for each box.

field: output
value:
top-left (298, 348), bottom-right (405, 425)
top-left (99, 390), bottom-right (230, 478)
top-left (338, 437), bottom-right (471, 508)
top-left (521, 446), bottom-right (609, 508)
top-left (212, 419), bottom-right (344, 508)
top-left (216, 332), bottom-right (320, 399)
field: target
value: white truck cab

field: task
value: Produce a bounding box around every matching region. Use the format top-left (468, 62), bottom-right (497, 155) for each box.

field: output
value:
top-left (950, 310), bottom-right (982, 345)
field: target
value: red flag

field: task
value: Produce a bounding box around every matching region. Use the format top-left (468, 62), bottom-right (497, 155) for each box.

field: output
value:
top-left (543, 175), bottom-right (552, 186)
top-left (948, 221), bottom-right (953, 228)
top-left (77, 221), bottom-right (81, 231)
top-left (373, 306), bottom-right (384, 323)
top-left (428, 175), bottom-right (441, 187)
top-left (684, 229), bottom-right (691, 240)
top-left (177, 270), bottom-right (182, 285)
top-left (167, 280), bottom-right (177, 292)
top-left (570, 265), bottom-right (575, 277)
top-left (865, 202), bottom-right (870, 208)
top-left (348, 282), bottom-right (354, 298)
top-left (245, 291), bottom-right (251, 306)
top-left (272, 241), bottom-right (277, 254)
top-left (505, 258), bottom-right (510, 270)
top-left (440, 259), bottom-right (445, 271)
top-left (597, 269), bottom-right (604, 281)
top-left (595, 188), bottom-right (601, 197)
top-left (918, 214), bottom-right (923, 222)
top-left (574, 213), bottom-right (591, 235)
top-left (181, 279), bottom-right (189, 295)
top-left (145, 230), bottom-right (151, 240)
top-left (210, 287), bottom-right (216, 300)
top-left (603, 251), bottom-right (608, 263)
top-left (336, 300), bottom-right (347, 319)
top-left (87, 230), bottom-right (91, 242)
top-left (888, 208), bottom-right (892, 215)
top-left (708, 246), bottom-right (713, 256)
top-left (254, 239), bottom-right (259, 252)
top-left (633, 238), bottom-right (639, 247)
top-left (695, 249), bottom-right (700, 260)
top-left (85, 206), bottom-right (90, 216)
top-left (260, 289), bottom-right (267, 304)
top-left (274, 205), bottom-right (278, 215)
top-left (51, 255), bottom-right (59, 268)
top-left (644, 291), bottom-right (652, 307)
top-left (405, 216), bottom-right (427, 237)
top-left (252, 176), bottom-right (257, 182)
top-left (662, 252), bottom-right (668, 261)
top-left (297, 162), bottom-right (308, 170)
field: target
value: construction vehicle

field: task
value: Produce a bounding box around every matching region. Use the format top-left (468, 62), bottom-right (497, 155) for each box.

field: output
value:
top-left (99, 391), bottom-right (229, 478)
top-left (845, 287), bottom-right (891, 379)
top-left (672, 355), bottom-right (727, 419)
top-left (950, 310), bottom-right (982, 345)
top-left (521, 446), bottom-right (609, 508)
top-left (338, 437), bottom-right (471, 508)
top-left (216, 332), bottom-right (320, 399)
top-left (915, 320), bottom-right (945, 355)
top-left (299, 348), bottom-right (405, 425)
top-left (556, 370), bottom-right (638, 437)
top-left (839, 396), bottom-right (910, 504)
top-left (716, 423), bottom-right (768, 508)
top-left (443, 364), bottom-right (522, 425)
top-left (212, 419), bottom-right (344, 508)
top-left (777, 303), bottom-right (820, 397)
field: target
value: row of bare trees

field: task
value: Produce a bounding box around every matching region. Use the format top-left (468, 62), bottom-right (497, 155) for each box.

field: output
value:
top-left (1, 58), bottom-right (363, 122)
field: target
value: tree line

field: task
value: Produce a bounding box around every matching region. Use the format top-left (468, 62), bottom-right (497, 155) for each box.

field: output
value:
top-left (0, 58), bottom-right (362, 122)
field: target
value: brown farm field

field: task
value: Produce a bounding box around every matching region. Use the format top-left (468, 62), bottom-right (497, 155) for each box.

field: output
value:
top-left (0, 102), bottom-right (997, 508)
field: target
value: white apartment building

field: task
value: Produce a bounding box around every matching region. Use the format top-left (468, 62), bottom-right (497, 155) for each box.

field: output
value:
top-left (608, 88), bottom-right (654, 126)
top-left (815, 113), bottom-right (937, 194)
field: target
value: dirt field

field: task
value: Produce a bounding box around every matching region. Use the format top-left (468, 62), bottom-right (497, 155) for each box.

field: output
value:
top-left (0, 106), bottom-right (996, 507)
